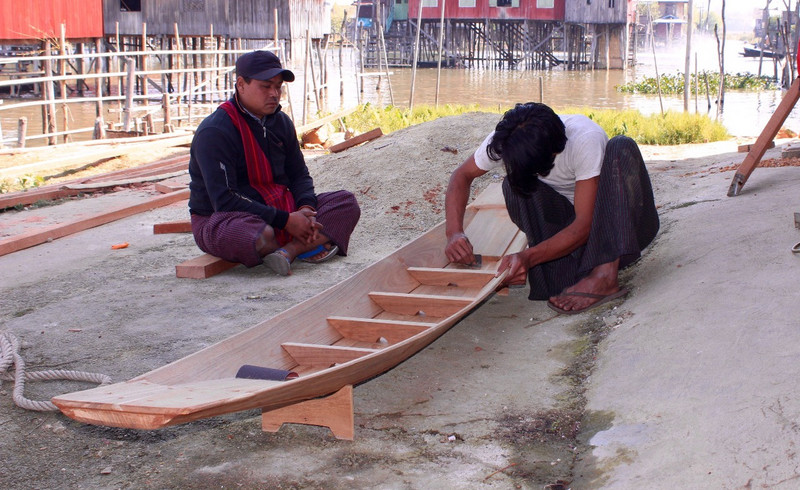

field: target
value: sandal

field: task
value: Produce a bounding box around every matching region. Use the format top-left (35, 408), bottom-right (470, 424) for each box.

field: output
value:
top-left (263, 248), bottom-right (292, 276)
top-left (299, 244), bottom-right (339, 264)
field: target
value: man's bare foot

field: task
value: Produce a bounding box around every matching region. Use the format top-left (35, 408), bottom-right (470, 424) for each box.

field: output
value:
top-left (548, 260), bottom-right (621, 313)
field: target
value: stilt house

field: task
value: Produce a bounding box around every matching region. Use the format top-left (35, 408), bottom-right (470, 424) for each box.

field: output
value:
top-left (380, 0), bottom-right (566, 69)
top-left (565, 0), bottom-right (637, 69)
top-left (102, 0), bottom-right (332, 61)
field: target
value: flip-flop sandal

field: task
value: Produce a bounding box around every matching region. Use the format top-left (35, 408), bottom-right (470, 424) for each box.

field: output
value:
top-left (793, 242), bottom-right (800, 254)
top-left (547, 288), bottom-right (629, 315)
top-left (263, 248), bottom-right (291, 276)
top-left (300, 244), bottom-right (339, 264)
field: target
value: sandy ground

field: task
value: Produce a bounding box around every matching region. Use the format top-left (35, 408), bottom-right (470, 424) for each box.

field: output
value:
top-left (1, 114), bottom-right (799, 489)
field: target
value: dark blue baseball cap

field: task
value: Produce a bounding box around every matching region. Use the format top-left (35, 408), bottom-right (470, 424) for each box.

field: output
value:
top-left (235, 50), bottom-right (295, 82)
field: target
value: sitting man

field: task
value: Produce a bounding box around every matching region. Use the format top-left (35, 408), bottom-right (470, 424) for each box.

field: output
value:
top-left (188, 50), bottom-right (360, 276)
top-left (444, 103), bottom-right (659, 314)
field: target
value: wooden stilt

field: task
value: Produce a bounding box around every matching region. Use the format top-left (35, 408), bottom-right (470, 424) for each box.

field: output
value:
top-left (261, 385), bottom-right (355, 440)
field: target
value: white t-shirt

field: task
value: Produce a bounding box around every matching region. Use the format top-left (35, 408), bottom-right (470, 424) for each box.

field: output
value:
top-left (473, 114), bottom-right (608, 204)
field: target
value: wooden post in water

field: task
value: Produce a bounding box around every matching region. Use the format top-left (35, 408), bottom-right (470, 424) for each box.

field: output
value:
top-left (435, 0), bottom-right (446, 108)
top-left (17, 117), bottom-right (27, 148)
top-left (174, 24), bottom-right (182, 125)
top-left (60, 23), bottom-right (70, 143)
top-left (43, 41), bottom-right (58, 145)
top-left (123, 58), bottom-right (135, 131)
top-left (409, 3), bottom-right (423, 110)
top-left (94, 38), bottom-right (104, 119)
top-left (303, 29), bottom-right (311, 125)
top-left (141, 23), bottom-right (148, 99)
top-left (683, 0), bottom-right (693, 112)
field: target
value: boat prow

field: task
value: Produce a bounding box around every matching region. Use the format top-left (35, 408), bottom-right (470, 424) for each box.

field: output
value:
top-left (52, 183), bottom-right (525, 434)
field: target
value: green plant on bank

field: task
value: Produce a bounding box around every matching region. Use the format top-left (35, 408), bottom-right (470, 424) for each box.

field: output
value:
top-left (340, 104), bottom-right (729, 146)
top-left (564, 108), bottom-right (729, 145)
top-left (617, 71), bottom-right (778, 95)
top-left (0, 174), bottom-right (45, 194)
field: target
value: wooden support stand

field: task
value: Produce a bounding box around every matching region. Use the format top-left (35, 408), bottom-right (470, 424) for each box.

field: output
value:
top-left (261, 385), bottom-right (354, 440)
top-left (153, 219), bottom-right (192, 234)
top-left (175, 253), bottom-right (237, 279)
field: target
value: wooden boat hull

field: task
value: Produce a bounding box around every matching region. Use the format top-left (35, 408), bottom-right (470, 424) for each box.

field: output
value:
top-left (52, 183), bottom-right (526, 430)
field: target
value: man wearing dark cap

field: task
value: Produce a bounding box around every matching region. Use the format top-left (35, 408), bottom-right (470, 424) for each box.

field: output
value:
top-left (188, 50), bottom-right (360, 275)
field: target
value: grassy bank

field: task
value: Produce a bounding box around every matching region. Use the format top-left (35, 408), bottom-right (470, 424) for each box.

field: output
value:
top-left (341, 104), bottom-right (730, 146)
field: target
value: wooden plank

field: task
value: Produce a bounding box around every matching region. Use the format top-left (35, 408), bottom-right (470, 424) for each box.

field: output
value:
top-left (262, 384), bottom-right (354, 440)
top-left (328, 127), bottom-right (383, 153)
top-left (281, 343), bottom-right (378, 368)
top-left (327, 316), bottom-right (435, 344)
top-left (729, 76), bottom-right (800, 196)
top-left (175, 253), bottom-right (237, 279)
top-left (0, 189), bottom-right (190, 257)
top-left (154, 174), bottom-right (190, 193)
top-left (153, 220), bottom-right (191, 234)
top-left (294, 106), bottom-right (357, 135)
top-left (406, 267), bottom-right (496, 288)
top-left (464, 208), bottom-right (521, 257)
top-left (466, 182), bottom-right (506, 210)
top-left (0, 135), bottom-right (193, 180)
top-left (368, 292), bottom-right (473, 317)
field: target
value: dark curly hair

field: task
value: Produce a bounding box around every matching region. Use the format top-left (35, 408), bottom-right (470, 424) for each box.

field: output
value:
top-left (486, 102), bottom-right (567, 196)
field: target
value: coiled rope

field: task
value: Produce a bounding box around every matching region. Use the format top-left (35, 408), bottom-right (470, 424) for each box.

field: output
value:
top-left (0, 331), bottom-right (112, 411)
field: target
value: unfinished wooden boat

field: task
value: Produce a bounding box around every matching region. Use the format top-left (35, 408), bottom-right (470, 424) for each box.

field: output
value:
top-left (52, 183), bottom-right (525, 436)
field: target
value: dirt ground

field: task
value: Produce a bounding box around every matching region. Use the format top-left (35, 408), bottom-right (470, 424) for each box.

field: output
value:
top-left (1, 114), bottom-right (799, 489)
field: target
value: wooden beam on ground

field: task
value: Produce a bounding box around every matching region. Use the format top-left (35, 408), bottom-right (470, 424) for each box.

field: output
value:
top-left (0, 135), bottom-right (193, 180)
top-left (737, 141), bottom-right (774, 153)
top-left (153, 219), bottom-right (191, 234)
top-left (175, 253), bottom-right (237, 279)
top-left (328, 128), bottom-right (383, 153)
top-left (728, 76), bottom-right (800, 196)
top-left (0, 189), bottom-right (190, 257)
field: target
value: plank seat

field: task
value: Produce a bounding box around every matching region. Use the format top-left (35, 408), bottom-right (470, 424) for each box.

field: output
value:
top-left (327, 316), bottom-right (436, 344)
top-left (368, 292), bottom-right (474, 317)
top-left (281, 342), bottom-right (379, 368)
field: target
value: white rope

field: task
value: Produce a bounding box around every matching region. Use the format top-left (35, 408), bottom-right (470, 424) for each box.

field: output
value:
top-left (0, 331), bottom-right (112, 412)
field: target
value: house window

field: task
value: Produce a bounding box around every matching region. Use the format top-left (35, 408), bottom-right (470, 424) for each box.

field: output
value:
top-left (120, 0), bottom-right (141, 11)
top-left (490, 0), bottom-right (519, 7)
top-left (537, 0), bottom-right (554, 8)
top-left (608, 0), bottom-right (616, 7)
top-left (422, 0), bottom-right (437, 7)
top-left (460, 0), bottom-right (477, 7)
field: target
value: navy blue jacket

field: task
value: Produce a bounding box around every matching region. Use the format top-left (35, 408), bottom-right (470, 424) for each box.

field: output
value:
top-left (188, 97), bottom-right (316, 230)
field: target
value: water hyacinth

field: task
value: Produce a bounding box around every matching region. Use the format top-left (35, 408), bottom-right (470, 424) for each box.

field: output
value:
top-left (617, 71), bottom-right (778, 95)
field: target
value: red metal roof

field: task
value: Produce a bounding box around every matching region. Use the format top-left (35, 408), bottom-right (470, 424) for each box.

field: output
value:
top-left (0, 0), bottom-right (104, 41)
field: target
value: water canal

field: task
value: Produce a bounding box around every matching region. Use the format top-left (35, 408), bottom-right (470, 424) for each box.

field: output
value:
top-left (0, 36), bottom-right (793, 145)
